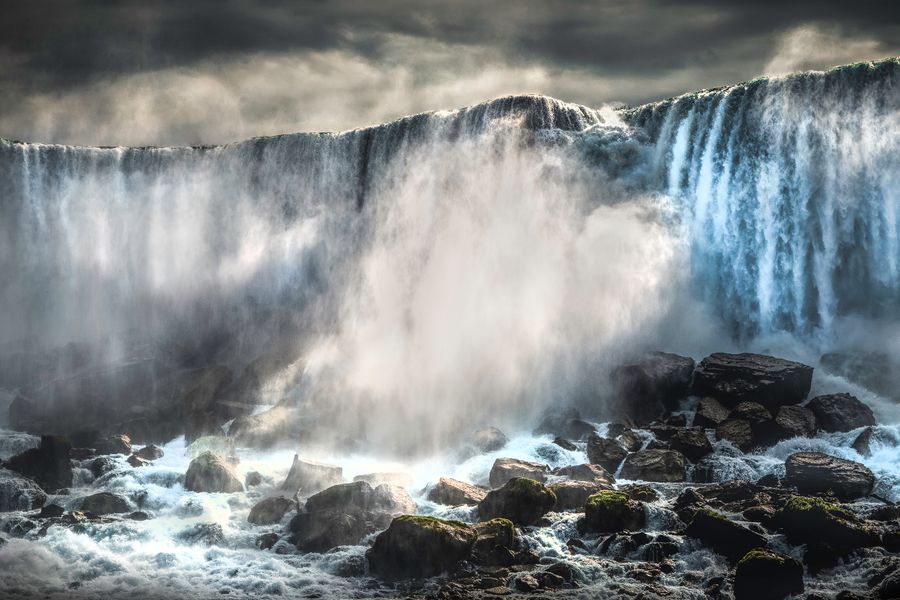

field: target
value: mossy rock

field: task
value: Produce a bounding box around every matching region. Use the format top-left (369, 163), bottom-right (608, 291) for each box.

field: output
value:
top-left (367, 515), bottom-right (477, 580)
top-left (774, 494), bottom-right (878, 552)
top-left (184, 451), bottom-right (243, 493)
top-left (581, 490), bottom-right (645, 533)
top-left (684, 508), bottom-right (768, 562)
top-left (734, 548), bottom-right (803, 600)
top-left (478, 477), bottom-right (556, 525)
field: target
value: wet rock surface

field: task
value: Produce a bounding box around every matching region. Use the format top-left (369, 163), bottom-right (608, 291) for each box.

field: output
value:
top-left (183, 451), bottom-right (244, 493)
top-left (806, 393), bottom-right (876, 433)
top-left (488, 458), bottom-right (548, 488)
top-left (620, 449), bottom-right (686, 482)
top-left (692, 352), bottom-right (813, 408)
top-left (784, 452), bottom-right (875, 500)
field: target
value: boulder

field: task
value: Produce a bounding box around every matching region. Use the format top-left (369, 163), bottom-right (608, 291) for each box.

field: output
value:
top-left (368, 515), bottom-right (476, 580)
top-left (684, 509), bottom-right (768, 561)
top-left (620, 449), bottom-right (686, 482)
top-left (478, 477), bottom-right (556, 525)
top-left (291, 481), bottom-right (414, 552)
top-left (184, 451), bottom-right (244, 493)
top-left (471, 427), bottom-right (509, 453)
top-left (784, 452), bottom-right (875, 500)
top-left (552, 463), bottom-right (615, 485)
top-left (734, 549), bottom-right (804, 600)
top-left (692, 353), bottom-right (813, 408)
top-left (774, 495), bottom-right (879, 553)
top-left (80, 492), bottom-right (130, 515)
top-left (806, 393), bottom-right (876, 433)
top-left (586, 435), bottom-right (628, 473)
top-left (248, 496), bottom-right (295, 525)
top-left (609, 352), bottom-right (695, 424)
top-left (668, 428), bottom-right (713, 462)
top-left (534, 407), bottom-right (596, 440)
top-left (550, 480), bottom-right (611, 511)
top-left (552, 437), bottom-right (577, 451)
top-left (94, 434), bottom-right (132, 455)
top-left (715, 419), bottom-right (755, 452)
top-left (352, 472), bottom-right (413, 488)
top-left (769, 405), bottom-right (816, 442)
top-left (89, 456), bottom-right (119, 479)
top-left (5, 435), bottom-right (72, 491)
top-left (134, 444), bottom-right (165, 461)
top-left (0, 468), bottom-right (47, 512)
top-left (581, 490), bottom-right (645, 532)
top-left (427, 477), bottom-right (487, 506)
top-left (693, 397), bottom-right (731, 428)
top-left (280, 455), bottom-right (343, 495)
top-left (471, 518), bottom-right (516, 566)
top-left (488, 458), bottom-right (548, 488)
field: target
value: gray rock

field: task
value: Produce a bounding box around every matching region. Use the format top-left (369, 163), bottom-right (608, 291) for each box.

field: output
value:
top-left (0, 468), bottom-right (47, 512)
top-left (478, 477), bottom-right (556, 525)
top-left (807, 393), bottom-right (876, 433)
top-left (586, 434), bottom-right (628, 473)
top-left (178, 522), bottom-right (225, 546)
top-left (488, 457), bottom-right (548, 488)
top-left (716, 419), bottom-right (755, 452)
top-left (620, 449), bottom-right (686, 482)
top-left (280, 455), bottom-right (343, 495)
top-left (80, 492), bottom-right (130, 515)
top-left (471, 427), bottom-right (508, 453)
top-left (184, 451), bottom-right (243, 493)
top-left (552, 463), bottom-right (615, 485)
top-left (694, 397), bottom-right (731, 428)
top-left (784, 452), bottom-right (875, 500)
top-left (368, 515), bottom-right (476, 580)
top-left (693, 352), bottom-right (813, 408)
top-left (550, 480), bottom-right (611, 511)
top-left (248, 496), bottom-right (295, 525)
top-left (669, 428), bottom-right (713, 462)
top-left (427, 477), bottom-right (487, 506)
top-left (685, 509), bottom-right (768, 562)
top-left (609, 352), bottom-right (695, 425)
top-left (134, 444), bottom-right (164, 461)
top-left (5, 435), bottom-right (73, 491)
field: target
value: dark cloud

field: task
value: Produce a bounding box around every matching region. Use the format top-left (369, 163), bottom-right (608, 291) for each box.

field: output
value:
top-left (1, 0), bottom-right (898, 144)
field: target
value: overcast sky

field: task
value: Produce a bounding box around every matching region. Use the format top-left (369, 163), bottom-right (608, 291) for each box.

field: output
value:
top-left (2, 0), bottom-right (898, 146)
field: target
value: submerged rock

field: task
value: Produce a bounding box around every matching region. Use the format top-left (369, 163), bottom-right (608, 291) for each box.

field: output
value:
top-left (581, 490), bottom-right (645, 532)
top-left (620, 449), bottom-right (686, 482)
top-left (609, 352), bottom-right (695, 425)
top-left (5, 435), bottom-right (72, 491)
top-left (586, 434), bottom-right (628, 473)
top-left (280, 455), bottom-right (343, 495)
top-left (126, 454), bottom-right (150, 468)
top-left (488, 457), bottom-right (548, 488)
top-left (0, 468), bottom-right (47, 512)
top-left (784, 452), bottom-right (875, 500)
top-left (478, 477), bottom-right (556, 525)
top-left (248, 496), bottom-right (295, 525)
top-left (692, 352), bottom-right (813, 408)
top-left (684, 508), bottom-right (768, 561)
top-left (368, 515), bottom-right (476, 580)
top-left (178, 522), bottom-right (225, 546)
top-left (806, 393), bottom-right (876, 433)
top-left (734, 548), bottom-right (803, 600)
top-left (851, 427), bottom-right (874, 456)
top-left (80, 492), bottom-right (130, 515)
top-left (184, 451), bottom-right (244, 493)
top-left (427, 477), bottom-right (487, 506)
top-left (471, 427), bottom-right (509, 453)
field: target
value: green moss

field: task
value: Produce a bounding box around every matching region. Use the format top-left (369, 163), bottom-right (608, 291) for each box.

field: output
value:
top-left (738, 548), bottom-right (785, 567)
top-left (694, 508), bottom-right (729, 522)
top-left (505, 477), bottom-right (556, 502)
top-left (780, 495), bottom-right (853, 521)
top-left (585, 490), bottom-right (629, 512)
top-left (394, 514), bottom-right (471, 532)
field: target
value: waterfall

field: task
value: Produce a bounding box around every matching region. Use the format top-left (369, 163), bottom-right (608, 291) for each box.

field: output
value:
top-left (624, 58), bottom-right (900, 338)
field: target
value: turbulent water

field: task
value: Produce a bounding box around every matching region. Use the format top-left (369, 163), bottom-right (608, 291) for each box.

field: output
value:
top-left (0, 59), bottom-right (899, 598)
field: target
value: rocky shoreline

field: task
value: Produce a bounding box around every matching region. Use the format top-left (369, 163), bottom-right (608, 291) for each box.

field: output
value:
top-left (0, 351), bottom-right (897, 599)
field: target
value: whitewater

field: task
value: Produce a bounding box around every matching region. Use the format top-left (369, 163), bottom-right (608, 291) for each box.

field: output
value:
top-left (0, 58), bottom-right (898, 598)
